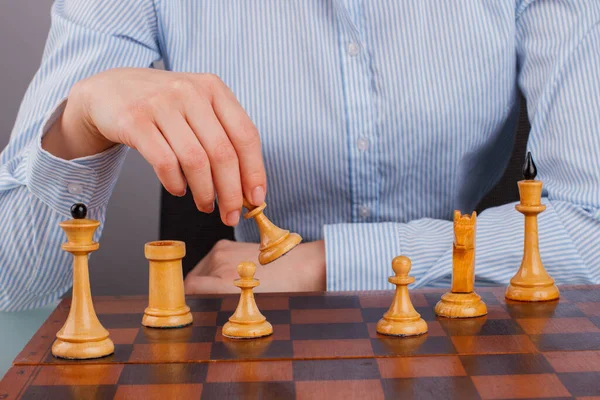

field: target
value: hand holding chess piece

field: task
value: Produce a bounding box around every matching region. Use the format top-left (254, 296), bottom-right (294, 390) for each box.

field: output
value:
top-left (376, 256), bottom-right (428, 337)
top-left (242, 198), bottom-right (302, 264)
top-left (52, 203), bottom-right (114, 359)
top-left (222, 261), bottom-right (273, 339)
top-left (506, 152), bottom-right (559, 302)
top-left (435, 211), bottom-right (487, 318)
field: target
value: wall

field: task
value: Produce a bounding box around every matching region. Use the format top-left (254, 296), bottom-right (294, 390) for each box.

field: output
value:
top-left (0, 1), bottom-right (160, 295)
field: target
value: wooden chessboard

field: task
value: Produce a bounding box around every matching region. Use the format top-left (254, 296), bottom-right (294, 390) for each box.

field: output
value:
top-left (2, 285), bottom-right (600, 399)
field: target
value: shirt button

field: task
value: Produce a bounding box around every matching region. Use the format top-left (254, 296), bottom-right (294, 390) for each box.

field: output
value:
top-left (348, 42), bottom-right (360, 56)
top-left (359, 205), bottom-right (370, 219)
top-left (357, 137), bottom-right (370, 151)
top-left (67, 183), bottom-right (83, 195)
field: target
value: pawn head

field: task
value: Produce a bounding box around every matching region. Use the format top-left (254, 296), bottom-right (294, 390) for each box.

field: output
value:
top-left (237, 261), bottom-right (257, 279)
top-left (392, 256), bottom-right (411, 277)
top-left (70, 203), bottom-right (87, 219)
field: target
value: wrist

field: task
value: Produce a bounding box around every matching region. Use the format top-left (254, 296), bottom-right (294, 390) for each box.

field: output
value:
top-left (42, 96), bottom-right (114, 160)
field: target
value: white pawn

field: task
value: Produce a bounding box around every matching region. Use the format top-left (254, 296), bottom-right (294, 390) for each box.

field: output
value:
top-left (222, 261), bottom-right (273, 339)
top-left (376, 256), bottom-right (428, 337)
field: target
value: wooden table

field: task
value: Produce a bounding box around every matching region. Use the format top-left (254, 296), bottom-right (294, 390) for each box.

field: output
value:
top-left (1, 286), bottom-right (600, 399)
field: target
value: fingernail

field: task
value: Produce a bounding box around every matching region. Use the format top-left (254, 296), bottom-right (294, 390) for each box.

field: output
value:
top-left (178, 188), bottom-right (187, 197)
top-left (252, 186), bottom-right (265, 205)
top-left (198, 203), bottom-right (214, 213)
top-left (226, 210), bottom-right (240, 226)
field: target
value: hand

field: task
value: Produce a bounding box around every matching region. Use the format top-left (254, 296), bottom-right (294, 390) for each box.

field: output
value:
top-left (184, 239), bottom-right (326, 293)
top-left (43, 68), bottom-right (266, 226)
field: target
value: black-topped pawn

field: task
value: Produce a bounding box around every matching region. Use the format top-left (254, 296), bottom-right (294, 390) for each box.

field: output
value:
top-left (522, 152), bottom-right (537, 180)
top-left (70, 203), bottom-right (87, 219)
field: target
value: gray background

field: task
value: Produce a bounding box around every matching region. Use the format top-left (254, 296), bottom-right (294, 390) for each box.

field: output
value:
top-left (0, 1), bottom-right (159, 295)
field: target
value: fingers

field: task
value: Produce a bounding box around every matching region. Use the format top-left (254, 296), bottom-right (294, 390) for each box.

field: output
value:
top-left (186, 101), bottom-right (244, 226)
top-left (206, 76), bottom-right (267, 206)
top-left (184, 276), bottom-right (236, 294)
top-left (153, 109), bottom-right (215, 213)
top-left (128, 73), bottom-right (266, 227)
top-left (130, 123), bottom-right (187, 197)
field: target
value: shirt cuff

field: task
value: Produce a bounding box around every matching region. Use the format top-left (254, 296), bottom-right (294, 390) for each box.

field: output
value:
top-left (25, 98), bottom-right (129, 214)
top-left (323, 222), bottom-right (402, 291)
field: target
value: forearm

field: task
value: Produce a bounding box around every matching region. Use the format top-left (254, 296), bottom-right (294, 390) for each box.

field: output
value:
top-left (442, 200), bottom-right (594, 287)
top-left (42, 92), bottom-right (115, 161)
top-left (324, 199), bottom-right (598, 291)
top-left (324, 219), bottom-right (451, 291)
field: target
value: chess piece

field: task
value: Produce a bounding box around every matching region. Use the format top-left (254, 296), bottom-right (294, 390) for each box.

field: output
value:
top-left (243, 198), bottom-right (302, 264)
top-left (52, 203), bottom-right (114, 359)
top-left (506, 152), bottom-right (559, 302)
top-left (143, 240), bottom-right (193, 328)
top-left (376, 256), bottom-right (428, 337)
top-left (222, 261), bottom-right (273, 339)
top-left (435, 211), bottom-right (487, 318)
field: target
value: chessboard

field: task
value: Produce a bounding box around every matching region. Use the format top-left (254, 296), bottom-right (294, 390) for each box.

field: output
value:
top-left (2, 285), bottom-right (600, 399)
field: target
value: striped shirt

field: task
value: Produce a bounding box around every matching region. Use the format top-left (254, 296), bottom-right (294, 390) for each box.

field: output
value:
top-left (1, 0), bottom-right (599, 311)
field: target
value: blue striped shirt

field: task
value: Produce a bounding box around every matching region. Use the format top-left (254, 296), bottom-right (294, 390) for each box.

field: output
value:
top-left (1, 0), bottom-right (599, 311)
